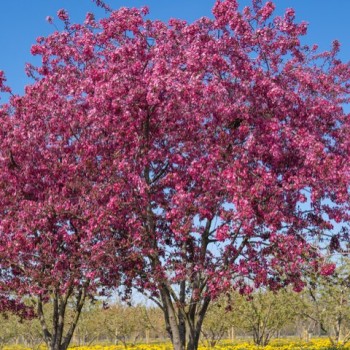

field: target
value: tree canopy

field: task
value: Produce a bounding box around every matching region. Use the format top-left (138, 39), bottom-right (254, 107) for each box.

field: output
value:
top-left (0, 1), bottom-right (350, 350)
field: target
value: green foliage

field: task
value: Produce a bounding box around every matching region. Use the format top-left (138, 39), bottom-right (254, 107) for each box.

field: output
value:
top-left (230, 289), bottom-right (303, 346)
top-left (0, 314), bottom-right (21, 349)
top-left (201, 297), bottom-right (231, 348)
top-left (303, 258), bottom-right (350, 346)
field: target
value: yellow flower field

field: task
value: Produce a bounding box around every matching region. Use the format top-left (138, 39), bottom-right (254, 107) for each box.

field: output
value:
top-left (2, 339), bottom-right (348, 350)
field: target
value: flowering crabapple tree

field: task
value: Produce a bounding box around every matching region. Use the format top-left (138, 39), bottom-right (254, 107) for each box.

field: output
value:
top-left (0, 69), bottom-right (131, 350)
top-left (1, 0), bottom-right (350, 350)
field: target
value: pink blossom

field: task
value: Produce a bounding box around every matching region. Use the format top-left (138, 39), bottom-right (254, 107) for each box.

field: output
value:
top-left (45, 16), bottom-right (53, 24)
top-left (0, 2), bottom-right (349, 349)
top-left (320, 263), bottom-right (336, 276)
top-left (57, 9), bottom-right (69, 21)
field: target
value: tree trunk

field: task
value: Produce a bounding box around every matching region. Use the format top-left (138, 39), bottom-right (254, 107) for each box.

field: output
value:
top-left (37, 285), bottom-right (87, 350)
top-left (160, 286), bottom-right (185, 350)
top-left (186, 329), bottom-right (201, 350)
top-left (229, 327), bottom-right (235, 342)
top-left (158, 284), bottom-right (210, 350)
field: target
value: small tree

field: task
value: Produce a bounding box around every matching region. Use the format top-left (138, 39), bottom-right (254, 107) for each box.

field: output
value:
top-left (304, 259), bottom-right (350, 346)
top-left (138, 305), bottom-right (167, 342)
top-left (0, 314), bottom-right (22, 349)
top-left (72, 300), bottom-right (107, 346)
top-left (102, 303), bottom-right (145, 348)
top-left (201, 298), bottom-right (231, 348)
top-left (19, 318), bottom-right (44, 350)
top-left (231, 289), bottom-right (303, 346)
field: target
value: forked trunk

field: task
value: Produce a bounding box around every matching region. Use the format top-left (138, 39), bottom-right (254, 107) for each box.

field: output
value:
top-left (159, 284), bottom-right (210, 350)
top-left (36, 285), bottom-right (87, 350)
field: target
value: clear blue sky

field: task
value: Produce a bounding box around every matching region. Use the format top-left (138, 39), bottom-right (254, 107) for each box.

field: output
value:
top-left (1, 0), bottom-right (350, 95)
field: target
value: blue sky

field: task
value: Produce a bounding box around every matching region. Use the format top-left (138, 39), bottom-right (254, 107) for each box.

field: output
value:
top-left (0, 0), bottom-right (350, 95)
